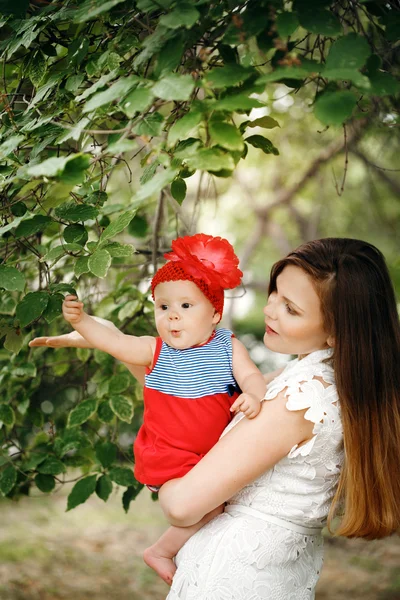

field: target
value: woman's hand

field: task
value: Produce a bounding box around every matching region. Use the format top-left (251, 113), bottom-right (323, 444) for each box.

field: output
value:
top-left (63, 295), bottom-right (85, 324)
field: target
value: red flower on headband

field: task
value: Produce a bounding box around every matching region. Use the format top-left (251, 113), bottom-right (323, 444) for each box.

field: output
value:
top-left (164, 233), bottom-right (243, 289)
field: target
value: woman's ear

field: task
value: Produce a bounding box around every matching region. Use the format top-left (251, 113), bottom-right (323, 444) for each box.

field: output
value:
top-left (327, 335), bottom-right (335, 348)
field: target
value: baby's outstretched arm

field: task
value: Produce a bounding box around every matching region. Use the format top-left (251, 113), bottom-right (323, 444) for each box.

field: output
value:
top-left (230, 338), bottom-right (266, 419)
top-left (29, 317), bottom-right (146, 384)
top-left (62, 295), bottom-right (155, 367)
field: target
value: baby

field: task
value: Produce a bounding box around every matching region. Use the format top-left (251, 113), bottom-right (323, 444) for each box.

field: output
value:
top-left (46, 234), bottom-right (266, 584)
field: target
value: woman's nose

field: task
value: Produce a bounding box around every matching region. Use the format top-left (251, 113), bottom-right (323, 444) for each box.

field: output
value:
top-left (263, 302), bottom-right (276, 320)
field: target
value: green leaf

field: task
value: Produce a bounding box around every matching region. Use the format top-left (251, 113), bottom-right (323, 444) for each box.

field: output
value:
top-left (106, 138), bottom-right (138, 154)
top-left (37, 456), bottom-right (66, 476)
top-left (95, 441), bottom-right (118, 468)
top-left (121, 87), bottom-right (154, 117)
top-left (67, 397), bottom-right (98, 428)
top-left (168, 110), bottom-right (203, 146)
top-left (55, 202), bottom-right (99, 223)
top-left (65, 74), bottom-right (85, 93)
top-left (13, 363), bottom-right (36, 378)
top-left (214, 94), bottom-right (265, 111)
top-left (49, 283), bottom-right (77, 296)
top-left (245, 135), bottom-right (279, 155)
top-left (100, 242), bottom-right (135, 258)
top-left (76, 71), bottom-right (118, 102)
top-left (28, 51), bottom-right (47, 87)
top-left (88, 249), bottom-right (112, 278)
top-left (11, 202), bottom-right (28, 217)
top-left (67, 475), bottom-right (97, 510)
top-left (297, 6), bottom-right (342, 36)
top-left (209, 121), bottom-right (244, 151)
top-left (14, 215), bottom-right (52, 238)
top-left (35, 474), bottom-right (56, 493)
top-left (0, 465), bottom-right (17, 496)
top-left (100, 210), bottom-right (137, 243)
top-left (135, 167), bottom-right (178, 201)
top-left (0, 266), bottom-right (25, 292)
top-left (108, 467), bottom-right (135, 487)
top-left (63, 224), bottom-right (88, 245)
top-left (73, 0), bottom-right (127, 22)
top-left (0, 134), bottom-right (24, 159)
top-left (185, 148), bottom-right (235, 171)
top-left (43, 293), bottom-right (63, 324)
top-left (96, 474), bottom-right (113, 502)
top-left (133, 112), bottom-right (164, 137)
top-left (0, 405), bottom-right (15, 428)
top-left (205, 64), bottom-right (254, 89)
top-left (60, 154), bottom-right (91, 185)
top-left (109, 373), bottom-right (132, 394)
top-left (368, 72), bottom-right (400, 96)
top-left (159, 3), bottom-right (199, 28)
top-left (326, 33), bottom-right (370, 71)
top-left (110, 395), bottom-right (134, 423)
top-left (245, 116), bottom-right (280, 130)
top-left (20, 453), bottom-right (46, 471)
top-left (16, 291), bottom-right (49, 328)
top-left (323, 68), bottom-right (371, 90)
top-left (74, 256), bottom-right (90, 278)
top-left (4, 329), bottom-right (23, 354)
top-left (26, 154), bottom-right (90, 181)
top-left (98, 401), bottom-right (115, 424)
top-left (314, 90), bottom-right (357, 126)
top-left (83, 76), bottom-right (138, 112)
top-left (122, 485), bottom-right (142, 513)
top-left (171, 178), bottom-right (187, 204)
top-left (152, 74), bottom-right (195, 102)
top-left (276, 11), bottom-right (299, 38)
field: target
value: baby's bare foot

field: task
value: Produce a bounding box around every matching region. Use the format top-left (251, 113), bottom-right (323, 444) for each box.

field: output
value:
top-left (143, 545), bottom-right (176, 586)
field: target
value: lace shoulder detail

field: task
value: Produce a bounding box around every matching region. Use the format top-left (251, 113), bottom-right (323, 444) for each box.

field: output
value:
top-left (264, 348), bottom-right (340, 458)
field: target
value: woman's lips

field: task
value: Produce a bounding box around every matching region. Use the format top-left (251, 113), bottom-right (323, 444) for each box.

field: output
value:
top-left (265, 324), bottom-right (278, 335)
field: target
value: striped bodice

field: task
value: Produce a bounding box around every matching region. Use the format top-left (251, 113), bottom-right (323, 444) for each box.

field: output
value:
top-left (145, 328), bottom-right (237, 398)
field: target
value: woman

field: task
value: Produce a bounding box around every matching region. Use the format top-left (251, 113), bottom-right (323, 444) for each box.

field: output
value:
top-left (30, 238), bottom-right (400, 599)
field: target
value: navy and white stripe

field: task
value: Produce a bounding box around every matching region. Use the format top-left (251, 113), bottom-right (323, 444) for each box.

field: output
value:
top-left (145, 328), bottom-right (237, 398)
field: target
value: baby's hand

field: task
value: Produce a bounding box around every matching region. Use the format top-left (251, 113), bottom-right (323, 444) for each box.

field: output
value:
top-left (63, 295), bottom-right (85, 324)
top-left (230, 393), bottom-right (261, 419)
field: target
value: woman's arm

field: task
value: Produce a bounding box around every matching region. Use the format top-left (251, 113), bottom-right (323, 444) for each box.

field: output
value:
top-left (159, 390), bottom-right (314, 527)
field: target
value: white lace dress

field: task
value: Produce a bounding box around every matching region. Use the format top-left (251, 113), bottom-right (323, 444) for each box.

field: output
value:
top-left (166, 349), bottom-right (344, 600)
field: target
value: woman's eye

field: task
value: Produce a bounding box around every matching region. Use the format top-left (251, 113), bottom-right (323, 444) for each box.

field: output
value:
top-left (285, 303), bottom-right (296, 315)
top-left (181, 303), bottom-right (191, 309)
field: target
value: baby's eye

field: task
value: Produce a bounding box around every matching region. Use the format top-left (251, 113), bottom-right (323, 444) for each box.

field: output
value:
top-left (181, 303), bottom-right (191, 309)
top-left (160, 304), bottom-right (168, 311)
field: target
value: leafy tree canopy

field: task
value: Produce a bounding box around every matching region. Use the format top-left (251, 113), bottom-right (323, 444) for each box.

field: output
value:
top-left (0, 0), bottom-right (399, 509)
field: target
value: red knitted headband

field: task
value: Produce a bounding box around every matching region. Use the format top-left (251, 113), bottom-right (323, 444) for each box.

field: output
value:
top-left (151, 233), bottom-right (243, 317)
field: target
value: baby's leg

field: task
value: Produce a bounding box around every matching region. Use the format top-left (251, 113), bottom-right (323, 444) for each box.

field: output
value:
top-left (144, 504), bottom-right (224, 585)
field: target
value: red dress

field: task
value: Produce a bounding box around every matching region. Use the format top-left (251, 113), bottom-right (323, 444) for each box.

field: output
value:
top-left (134, 328), bottom-right (239, 486)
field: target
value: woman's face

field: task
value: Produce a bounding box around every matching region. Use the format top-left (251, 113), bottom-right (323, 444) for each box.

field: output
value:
top-left (263, 265), bottom-right (330, 357)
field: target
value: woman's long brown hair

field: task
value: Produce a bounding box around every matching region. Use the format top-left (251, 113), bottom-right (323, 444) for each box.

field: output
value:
top-left (269, 238), bottom-right (400, 540)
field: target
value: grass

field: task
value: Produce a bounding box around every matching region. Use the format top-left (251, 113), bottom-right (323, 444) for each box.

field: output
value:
top-left (0, 485), bottom-right (399, 600)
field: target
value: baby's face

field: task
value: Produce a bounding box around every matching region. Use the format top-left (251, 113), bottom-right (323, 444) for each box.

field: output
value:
top-left (154, 280), bottom-right (220, 349)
